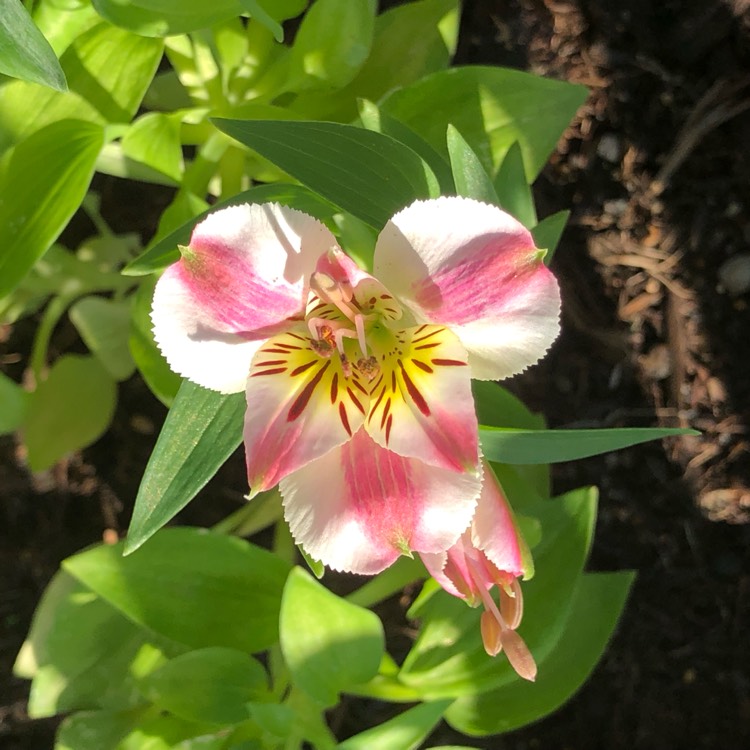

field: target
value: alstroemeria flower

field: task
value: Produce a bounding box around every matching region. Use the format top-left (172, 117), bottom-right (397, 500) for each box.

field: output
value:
top-left (421, 463), bottom-right (537, 681)
top-left (152, 197), bottom-right (560, 574)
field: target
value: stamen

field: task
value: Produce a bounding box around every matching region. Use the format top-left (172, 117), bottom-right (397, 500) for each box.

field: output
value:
top-left (310, 270), bottom-right (358, 320)
top-left (356, 356), bottom-right (380, 382)
top-left (355, 314), bottom-right (368, 356)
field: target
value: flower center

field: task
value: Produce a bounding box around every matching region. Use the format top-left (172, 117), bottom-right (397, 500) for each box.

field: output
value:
top-left (306, 269), bottom-right (402, 382)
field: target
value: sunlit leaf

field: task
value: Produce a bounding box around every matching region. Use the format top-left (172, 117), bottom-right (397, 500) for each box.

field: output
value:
top-left (280, 568), bottom-right (384, 706)
top-left (0, 120), bottom-right (103, 298)
top-left (338, 700), bottom-right (451, 750)
top-left (140, 647), bottom-right (268, 725)
top-left (286, 0), bottom-right (374, 91)
top-left (214, 118), bottom-right (433, 228)
top-left (125, 382), bottom-right (245, 553)
top-left (65, 528), bottom-right (291, 653)
top-left (0, 0), bottom-right (67, 90)
top-left (382, 66), bottom-right (588, 179)
top-left (479, 426), bottom-right (698, 465)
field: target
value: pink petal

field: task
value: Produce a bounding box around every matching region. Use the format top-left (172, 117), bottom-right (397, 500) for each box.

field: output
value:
top-left (373, 197), bottom-right (561, 380)
top-left (471, 463), bottom-right (526, 579)
top-left (279, 430), bottom-right (481, 575)
top-left (244, 329), bottom-right (369, 494)
top-left (152, 203), bottom-right (338, 392)
top-left (365, 324), bottom-right (479, 472)
top-left (152, 269), bottom-right (262, 393)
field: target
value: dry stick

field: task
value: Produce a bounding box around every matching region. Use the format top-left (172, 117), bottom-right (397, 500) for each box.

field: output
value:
top-left (648, 78), bottom-right (750, 198)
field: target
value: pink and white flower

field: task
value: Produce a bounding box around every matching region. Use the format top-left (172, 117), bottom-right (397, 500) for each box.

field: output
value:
top-left (421, 463), bottom-right (537, 681)
top-left (151, 196), bottom-right (560, 575)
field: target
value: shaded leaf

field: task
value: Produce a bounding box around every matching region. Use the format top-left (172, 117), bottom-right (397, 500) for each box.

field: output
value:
top-left (23, 355), bottom-right (116, 471)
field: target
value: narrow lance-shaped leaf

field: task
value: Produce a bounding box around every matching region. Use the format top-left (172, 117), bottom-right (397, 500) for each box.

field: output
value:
top-left (494, 141), bottom-right (537, 228)
top-left (0, 120), bottom-right (103, 298)
top-left (532, 209), bottom-right (570, 264)
top-left (338, 700), bottom-right (452, 750)
top-left (446, 124), bottom-right (498, 204)
top-left (125, 380), bottom-right (246, 554)
top-left (212, 118), bottom-right (434, 228)
top-left (0, 0), bottom-right (67, 90)
top-left (479, 426), bottom-right (699, 465)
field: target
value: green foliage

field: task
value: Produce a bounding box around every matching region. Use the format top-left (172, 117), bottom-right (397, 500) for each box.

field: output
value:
top-left (479, 426), bottom-right (699, 465)
top-left (213, 118), bottom-right (437, 228)
top-left (0, 0), bottom-right (67, 90)
top-left (280, 568), bottom-right (384, 707)
top-left (23, 355), bottom-right (117, 471)
top-left (139, 647), bottom-right (269, 724)
top-left (65, 528), bottom-right (291, 652)
top-left (0, 120), bottom-right (103, 298)
top-left (3, 1), bottom-right (666, 745)
top-left (445, 571), bottom-right (635, 735)
top-left (286, 0), bottom-right (375, 92)
top-left (0, 371), bottom-right (28, 435)
top-left (381, 66), bottom-right (588, 178)
top-left (125, 382), bottom-right (246, 553)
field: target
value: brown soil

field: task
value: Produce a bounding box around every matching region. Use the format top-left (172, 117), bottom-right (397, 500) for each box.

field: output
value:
top-left (2, 1), bottom-right (750, 748)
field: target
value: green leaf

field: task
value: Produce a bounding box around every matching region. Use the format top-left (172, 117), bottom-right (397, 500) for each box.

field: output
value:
top-left (128, 276), bottom-right (182, 406)
top-left (473, 380), bottom-right (549, 496)
top-left (116, 713), bottom-right (222, 750)
top-left (0, 24), bottom-right (163, 153)
top-left (479, 426), bottom-right (699, 465)
top-left (289, 0), bottom-right (459, 122)
top-left (287, 0), bottom-right (374, 91)
top-left (239, 0), bottom-right (283, 42)
top-left (69, 296), bottom-right (135, 381)
top-left (280, 568), bottom-right (384, 707)
top-left (473, 381), bottom-right (544, 431)
top-left (532, 209), bottom-right (570, 264)
top-left (0, 371), bottom-right (28, 435)
top-left (0, 0), bottom-right (67, 90)
top-left (446, 571), bottom-right (634, 735)
top-left (140, 647), bottom-right (268, 725)
top-left (125, 381), bottom-right (245, 554)
top-left (213, 119), bottom-right (433, 228)
top-left (124, 183), bottom-right (337, 276)
top-left (0, 120), bottom-right (103, 298)
top-left (14, 571), bottom-right (175, 718)
top-left (121, 112), bottom-right (184, 184)
top-left (23, 355), bottom-right (116, 471)
top-left (381, 66), bottom-right (588, 179)
top-left (398, 487), bottom-right (598, 699)
top-left (358, 99), bottom-right (452, 194)
top-left (91, 0), bottom-right (304, 37)
top-left (494, 141), bottom-right (536, 227)
top-left (56, 709), bottom-right (146, 750)
top-left (64, 528), bottom-right (291, 653)
top-left (338, 700), bottom-right (451, 750)
top-left (446, 124), bottom-right (498, 203)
